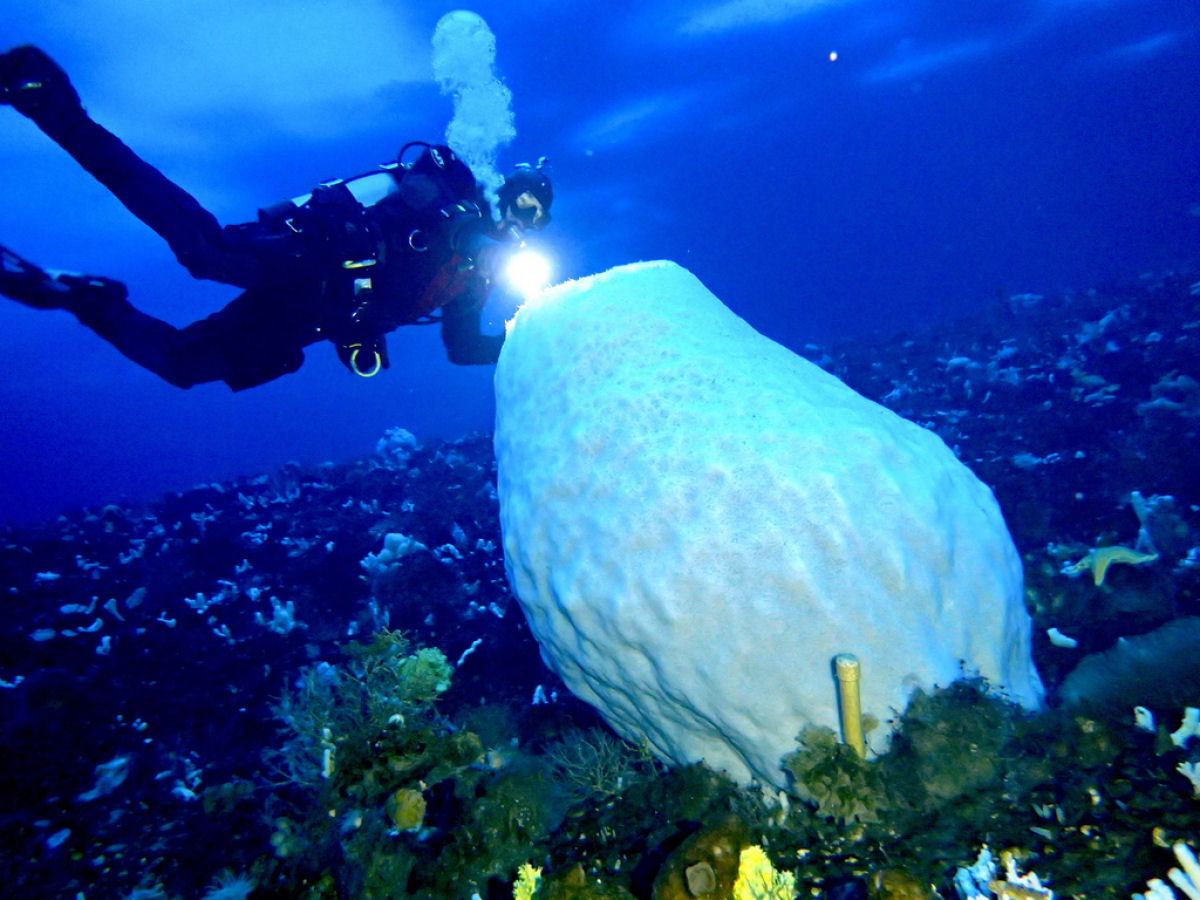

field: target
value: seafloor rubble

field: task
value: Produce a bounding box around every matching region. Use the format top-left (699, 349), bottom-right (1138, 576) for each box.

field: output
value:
top-left (0, 269), bottom-right (1198, 900)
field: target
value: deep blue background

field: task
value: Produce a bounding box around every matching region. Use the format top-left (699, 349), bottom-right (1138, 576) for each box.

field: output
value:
top-left (2, 0), bottom-right (1197, 524)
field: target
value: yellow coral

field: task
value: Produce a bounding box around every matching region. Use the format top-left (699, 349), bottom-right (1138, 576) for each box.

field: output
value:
top-left (732, 846), bottom-right (796, 900)
top-left (1065, 545), bottom-right (1158, 586)
top-left (514, 863), bottom-right (543, 900)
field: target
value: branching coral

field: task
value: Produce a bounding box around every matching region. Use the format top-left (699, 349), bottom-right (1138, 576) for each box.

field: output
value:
top-left (270, 630), bottom-right (452, 786)
top-left (545, 727), bottom-right (648, 805)
top-left (732, 846), bottom-right (796, 900)
top-left (513, 863), bottom-right (543, 900)
top-left (1134, 841), bottom-right (1200, 900)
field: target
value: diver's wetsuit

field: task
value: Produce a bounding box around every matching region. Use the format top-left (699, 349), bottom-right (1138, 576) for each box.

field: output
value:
top-left (3, 47), bottom-right (503, 390)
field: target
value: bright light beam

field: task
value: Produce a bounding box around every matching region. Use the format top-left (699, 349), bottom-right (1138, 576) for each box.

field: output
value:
top-left (505, 248), bottom-right (551, 299)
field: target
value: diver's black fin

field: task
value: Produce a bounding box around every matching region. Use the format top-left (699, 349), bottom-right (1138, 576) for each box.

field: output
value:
top-left (0, 45), bottom-right (82, 118)
top-left (0, 244), bottom-right (126, 311)
top-left (0, 244), bottom-right (72, 309)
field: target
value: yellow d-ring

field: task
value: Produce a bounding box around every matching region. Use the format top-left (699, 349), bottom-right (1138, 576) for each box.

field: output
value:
top-left (348, 344), bottom-right (382, 377)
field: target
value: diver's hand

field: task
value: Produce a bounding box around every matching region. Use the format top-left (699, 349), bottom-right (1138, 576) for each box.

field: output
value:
top-left (451, 223), bottom-right (512, 283)
top-left (472, 241), bottom-right (510, 283)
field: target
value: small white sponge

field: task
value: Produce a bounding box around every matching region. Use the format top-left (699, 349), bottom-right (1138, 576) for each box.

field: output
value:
top-left (494, 261), bottom-right (1043, 787)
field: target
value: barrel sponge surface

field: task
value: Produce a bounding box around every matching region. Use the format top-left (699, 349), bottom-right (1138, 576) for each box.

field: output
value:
top-left (494, 260), bottom-right (1043, 788)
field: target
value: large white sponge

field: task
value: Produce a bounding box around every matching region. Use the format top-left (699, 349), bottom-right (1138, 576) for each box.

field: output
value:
top-left (494, 261), bottom-right (1043, 787)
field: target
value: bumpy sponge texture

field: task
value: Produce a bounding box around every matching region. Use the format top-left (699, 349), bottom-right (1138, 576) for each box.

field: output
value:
top-left (494, 261), bottom-right (1042, 787)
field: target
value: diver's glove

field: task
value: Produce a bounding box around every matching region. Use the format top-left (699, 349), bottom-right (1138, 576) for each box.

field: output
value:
top-left (470, 241), bottom-right (512, 284)
top-left (0, 45), bottom-right (82, 118)
top-left (452, 220), bottom-right (523, 283)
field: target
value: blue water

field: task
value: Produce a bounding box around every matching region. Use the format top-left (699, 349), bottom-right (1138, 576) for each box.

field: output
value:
top-left (2, 0), bottom-right (1197, 524)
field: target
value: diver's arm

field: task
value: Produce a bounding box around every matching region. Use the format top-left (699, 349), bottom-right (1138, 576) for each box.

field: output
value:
top-left (2, 46), bottom-right (265, 287)
top-left (435, 215), bottom-right (513, 364)
top-left (440, 281), bottom-right (504, 365)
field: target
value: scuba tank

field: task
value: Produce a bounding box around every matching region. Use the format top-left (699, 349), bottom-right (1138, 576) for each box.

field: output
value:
top-left (256, 172), bottom-right (393, 376)
top-left (255, 143), bottom-right (491, 378)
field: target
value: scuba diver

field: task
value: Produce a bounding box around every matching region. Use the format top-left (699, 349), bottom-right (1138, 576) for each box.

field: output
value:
top-left (0, 45), bottom-right (552, 390)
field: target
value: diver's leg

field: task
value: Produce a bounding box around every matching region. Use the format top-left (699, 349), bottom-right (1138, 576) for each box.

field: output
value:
top-left (1, 45), bottom-right (264, 286)
top-left (1, 244), bottom-right (205, 384)
top-left (1, 243), bottom-right (306, 389)
top-left (69, 284), bottom-right (311, 390)
top-left (68, 280), bottom-right (223, 388)
top-left (1, 243), bottom-right (226, 387)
